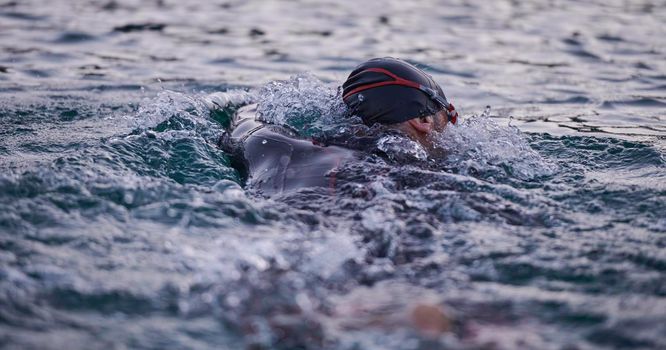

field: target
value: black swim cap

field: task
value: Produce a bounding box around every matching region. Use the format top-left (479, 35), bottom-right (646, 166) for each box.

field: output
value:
top-left (342, 57), bottom-right (454, 125)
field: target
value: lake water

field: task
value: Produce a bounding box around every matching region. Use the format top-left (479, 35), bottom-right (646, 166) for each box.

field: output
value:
top-left (1, 0), bottom-right (665, 349)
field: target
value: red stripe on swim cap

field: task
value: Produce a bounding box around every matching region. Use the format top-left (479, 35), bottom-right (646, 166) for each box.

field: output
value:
top-left (342, 68), bottom-right (421, 100)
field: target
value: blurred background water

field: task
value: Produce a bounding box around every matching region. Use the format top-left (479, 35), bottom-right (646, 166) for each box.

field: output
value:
top-left (1, 0), bottom-right (665, 349)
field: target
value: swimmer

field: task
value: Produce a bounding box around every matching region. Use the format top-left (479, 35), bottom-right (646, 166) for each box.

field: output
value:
top-left (219, 57), bottom-right (457, 196)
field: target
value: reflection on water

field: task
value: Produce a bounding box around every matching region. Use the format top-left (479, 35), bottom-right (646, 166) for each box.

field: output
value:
top-left (1, 0), bottom-right (665, 349)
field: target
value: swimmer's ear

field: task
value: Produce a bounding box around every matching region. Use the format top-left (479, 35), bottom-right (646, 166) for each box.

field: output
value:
top-left (407, 116), bottom-right (434, 134)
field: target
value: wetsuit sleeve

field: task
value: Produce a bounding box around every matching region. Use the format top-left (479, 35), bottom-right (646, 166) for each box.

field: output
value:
top-left (243, 127), bottom-right (356, 196)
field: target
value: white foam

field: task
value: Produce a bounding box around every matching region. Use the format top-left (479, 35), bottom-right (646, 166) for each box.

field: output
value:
top-left (437, 108), bottom-right (558, 180)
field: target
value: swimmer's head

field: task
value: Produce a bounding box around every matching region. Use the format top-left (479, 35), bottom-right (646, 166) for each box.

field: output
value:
top-left (342, 57), bottom-right (457, 150)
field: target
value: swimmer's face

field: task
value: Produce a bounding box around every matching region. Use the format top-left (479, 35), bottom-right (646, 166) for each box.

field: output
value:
top-left (431, 110), bottom-right (449, 133)
top-left (423, 111), bottom-right (449, 157)
top-left (397, 110), bottom-right (450, 155)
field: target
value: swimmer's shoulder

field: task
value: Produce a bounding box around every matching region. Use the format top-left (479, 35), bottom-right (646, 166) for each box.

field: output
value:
top-left (223, 103), bottom-right (359, 195)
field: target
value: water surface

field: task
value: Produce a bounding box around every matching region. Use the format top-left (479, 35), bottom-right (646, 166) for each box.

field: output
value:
top-left (1, 0), bottom-right (665, 349)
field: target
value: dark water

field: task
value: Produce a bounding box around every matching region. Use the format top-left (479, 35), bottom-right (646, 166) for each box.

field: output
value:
top-left (1, 0), bottom-right (665, 349)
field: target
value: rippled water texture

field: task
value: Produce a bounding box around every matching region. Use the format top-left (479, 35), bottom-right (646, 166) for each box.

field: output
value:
top-left (1, 0), bottom-right (665, 349)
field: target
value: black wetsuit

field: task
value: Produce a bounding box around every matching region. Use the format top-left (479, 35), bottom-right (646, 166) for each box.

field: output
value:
top-left (219, 105), bottom-right (359, 196)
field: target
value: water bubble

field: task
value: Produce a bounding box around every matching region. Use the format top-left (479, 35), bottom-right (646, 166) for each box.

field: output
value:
top-left (226, 294), bottom-right (241, 307)
top-left (212, 179), bottom-right (244, 194)
top-left (202, 292), bottom-right (214, 303)
top-left (122, 192), bottom-right (134, 205)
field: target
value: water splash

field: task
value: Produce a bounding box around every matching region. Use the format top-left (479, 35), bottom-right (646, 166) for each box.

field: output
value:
top-left (204, 89), bottom-right (257, 111)
top-left (377, 134), bottom-right (428, 162)
top-left (128, 91), bottom-right (211, 133)
top-left (437, 107), bottom-right (558, 181)
top-left (255, 73), bottom-right (349, 137)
